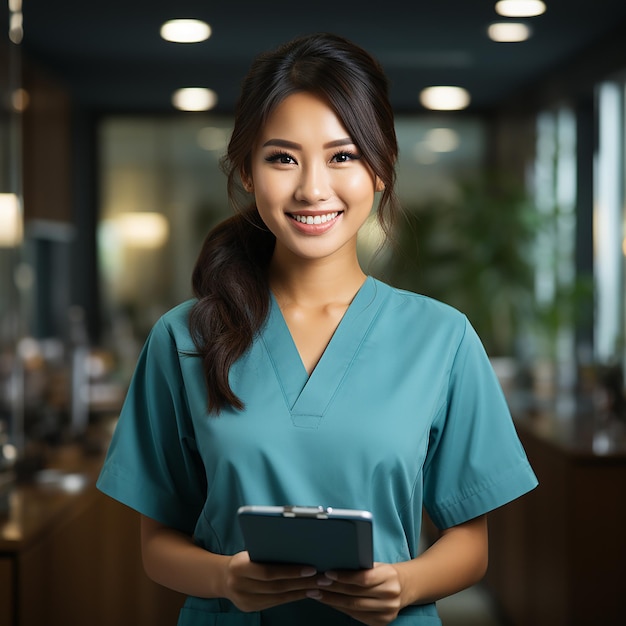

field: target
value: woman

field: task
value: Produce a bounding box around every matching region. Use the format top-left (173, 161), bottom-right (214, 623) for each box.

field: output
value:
top-left (97, 32), bottom-right (538, 625)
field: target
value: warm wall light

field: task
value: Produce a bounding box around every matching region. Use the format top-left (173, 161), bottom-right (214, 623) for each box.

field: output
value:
top-left (495, 0), bottom-right (546, 18)
top-left (488, 22), bottom-right (532, 42)
top-left (11, 88), bottom-right (29, 111)
top-left (419, 86), bottom-right (471, 111)
top-left (109, 212), bottom-right (169, 248)
top-left (160, 19), bottom-right (211, 43)
top-left (172, 87), bottom-right (218, 111)
top-left (0, 193), bottom-right (23, 247)
top-left (412, 128), bottom-right (461, 165)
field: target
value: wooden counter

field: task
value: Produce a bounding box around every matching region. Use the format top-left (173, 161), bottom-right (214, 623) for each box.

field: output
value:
top-left (485, 400), bottom-right (626, 626)
top-left (0, 438), bottom-right (184, 626)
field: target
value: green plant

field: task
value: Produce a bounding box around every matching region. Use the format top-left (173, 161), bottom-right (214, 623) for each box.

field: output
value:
top-left (385, 171), bottom-right (539, 357)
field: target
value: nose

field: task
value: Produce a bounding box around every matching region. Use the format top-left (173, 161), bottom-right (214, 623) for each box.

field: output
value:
top-left (294, 163), bottom-right (330, 203)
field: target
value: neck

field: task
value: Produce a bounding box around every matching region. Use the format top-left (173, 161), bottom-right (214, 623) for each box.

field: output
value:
top-left (269, 246), bottom-right (366, 307)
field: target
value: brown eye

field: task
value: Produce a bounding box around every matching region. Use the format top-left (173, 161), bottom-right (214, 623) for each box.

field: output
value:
top-left (331, 151), bottom-right (361, 163)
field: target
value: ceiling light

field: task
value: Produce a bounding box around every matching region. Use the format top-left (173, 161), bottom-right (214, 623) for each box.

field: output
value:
top-left (172, 87), bottom-right (218, 111)
top-left (495, 1), bottom-right (546, 18)
top-left (488, 22), bottom-right (532, 42)
top-left (419, 86), bottom-right (471, 111)
top-left (160, 19), bottom-right (211, 43)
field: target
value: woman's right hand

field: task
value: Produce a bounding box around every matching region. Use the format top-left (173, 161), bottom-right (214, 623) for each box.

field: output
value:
top-left (141, 516), bottom-right (321, 607)
top-left (225, 551), bottom-right (320, 612)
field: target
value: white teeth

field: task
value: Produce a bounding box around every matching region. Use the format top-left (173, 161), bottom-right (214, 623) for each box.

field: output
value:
top-left (293, 212), bottom-right (339, 225)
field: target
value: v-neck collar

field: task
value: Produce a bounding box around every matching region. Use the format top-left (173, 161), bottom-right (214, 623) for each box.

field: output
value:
top-left (261, 276), bottom-right (385, 427)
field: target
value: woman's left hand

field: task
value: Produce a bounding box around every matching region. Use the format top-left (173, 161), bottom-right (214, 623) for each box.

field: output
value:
top-left (306, 562), bottom-right (405, 626)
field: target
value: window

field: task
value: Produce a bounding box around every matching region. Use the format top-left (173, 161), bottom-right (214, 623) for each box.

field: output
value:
top-left (594, 81), bottom-right (625, 366)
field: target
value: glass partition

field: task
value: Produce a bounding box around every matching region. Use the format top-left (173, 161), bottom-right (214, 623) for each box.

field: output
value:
top-left (594, 81), bottom-right (625, 366)
top-left (531, 106), bottom-right (578, 391)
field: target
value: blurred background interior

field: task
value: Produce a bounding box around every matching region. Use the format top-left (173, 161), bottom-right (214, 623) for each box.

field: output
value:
top-left (1, 1), bottom-right (626, 625)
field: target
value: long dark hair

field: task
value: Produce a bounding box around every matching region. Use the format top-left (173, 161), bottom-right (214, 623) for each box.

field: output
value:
top-left (190, 32), bottom-right (400, 413)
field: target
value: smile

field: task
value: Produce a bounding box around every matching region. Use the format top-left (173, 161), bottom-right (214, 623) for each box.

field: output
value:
top-left (289, 211), bottom-right (340, 225)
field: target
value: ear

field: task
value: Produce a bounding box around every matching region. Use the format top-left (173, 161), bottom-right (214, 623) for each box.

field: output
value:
top-left (241, 171), bottom-right (254, 193)
top-left (375, 177), bottom-right (385, 192)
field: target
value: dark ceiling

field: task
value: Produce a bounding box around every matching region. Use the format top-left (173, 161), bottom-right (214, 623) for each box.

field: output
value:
top-left (10, 0), bottom-right (626, 114)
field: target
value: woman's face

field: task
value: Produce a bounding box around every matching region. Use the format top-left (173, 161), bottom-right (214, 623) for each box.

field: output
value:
top-left (247, 91), bottom-right (380, 264)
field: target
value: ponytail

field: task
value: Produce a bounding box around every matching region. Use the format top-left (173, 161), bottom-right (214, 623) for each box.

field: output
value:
top-left (189, 208), bottom-right (275, 413)
top-left (190, 33), bottom-right (399, 414)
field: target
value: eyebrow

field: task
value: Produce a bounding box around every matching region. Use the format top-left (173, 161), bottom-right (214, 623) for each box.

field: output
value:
top-left (262, 138), bottom-right (354, 149)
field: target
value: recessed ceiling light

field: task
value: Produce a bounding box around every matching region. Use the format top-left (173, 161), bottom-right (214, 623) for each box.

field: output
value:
top-left (172, 87), bottom-right (218, 112)
top-left (488, 22), bottom-right (532, 42)
top-left (160, 19), bottom-right (211, 43)
top-left (495, 1), bottom-right (546, 18)
top-left (419, 86), bottom-right (471, 111)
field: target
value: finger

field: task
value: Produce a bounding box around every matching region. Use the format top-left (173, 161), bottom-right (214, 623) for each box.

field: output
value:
top-left (321, 562), bottom-right (387, 588)
top-left (309, 588), bottom-right (386, 607)
top-left (307, 589), bottom-right (377, 616)
top-left (234, 587), bottom-right (322, 613)
top-left (228, 555), bottom-right (320, 601)
top-left (316, 570), bottom-right (391, 596)
top-left (231, 570), bottom-right (321, 597)
top-left (317, 580), bottom-right (402, 599)
top-left (232, 553), bottom-right (317, 582)
top-left (250, 562), bottom-right (317, 581)
top-left (307, 589), bottom-right (401, 623)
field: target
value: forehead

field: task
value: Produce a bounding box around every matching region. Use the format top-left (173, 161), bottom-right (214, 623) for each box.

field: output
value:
top-left (258, 92), bottom-right (350, 142)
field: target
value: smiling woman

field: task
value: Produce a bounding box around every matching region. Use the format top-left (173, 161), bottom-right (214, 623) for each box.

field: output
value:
top-left (246, 92), bottom-right (380, 263)
top-left (97, 32), bottom-right (537, 626)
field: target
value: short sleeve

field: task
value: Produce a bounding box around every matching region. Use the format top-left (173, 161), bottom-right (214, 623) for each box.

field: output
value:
top-left (423, 317), bottom-right (538, 529)
top-left (96, 316), bottom-right (207, 534)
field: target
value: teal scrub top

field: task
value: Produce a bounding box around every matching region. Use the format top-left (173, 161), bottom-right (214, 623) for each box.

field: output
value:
top-left (97, 277), bottom-right (538, 626)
